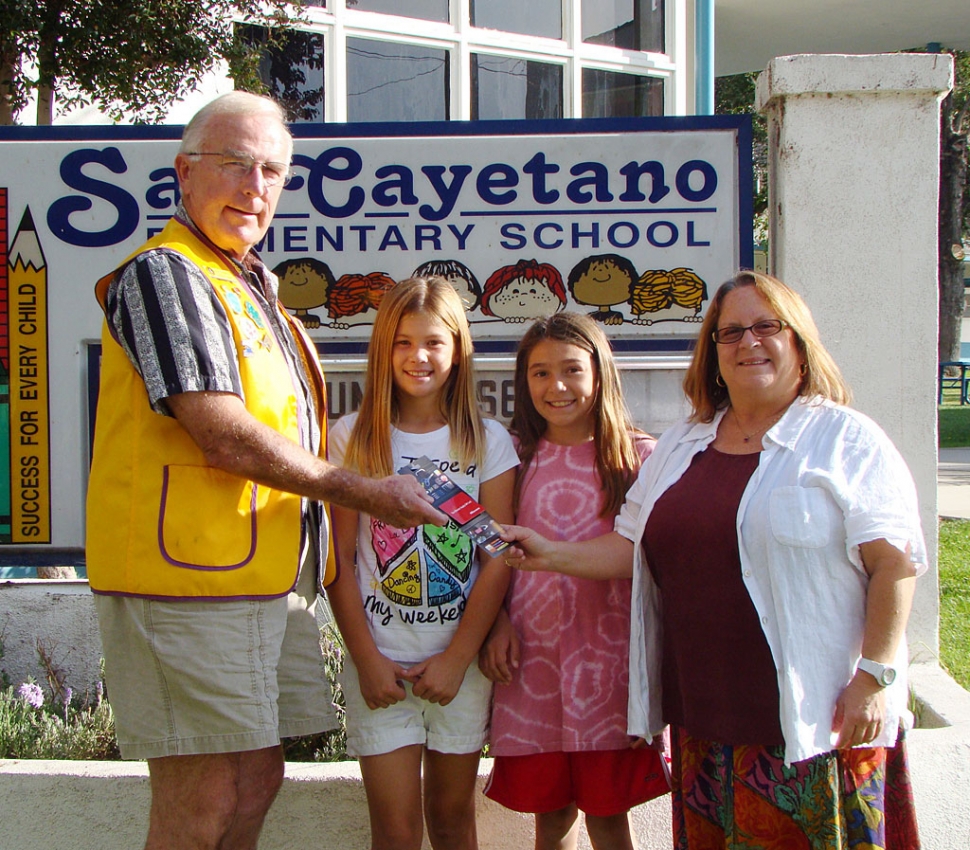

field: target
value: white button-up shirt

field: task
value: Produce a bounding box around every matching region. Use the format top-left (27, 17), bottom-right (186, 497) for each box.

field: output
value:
top-left (616, 396), bottom-right (926, 765)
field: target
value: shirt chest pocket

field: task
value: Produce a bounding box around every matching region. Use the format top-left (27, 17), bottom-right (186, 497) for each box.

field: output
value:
top-left (768, 486), bottom-right (841, 549)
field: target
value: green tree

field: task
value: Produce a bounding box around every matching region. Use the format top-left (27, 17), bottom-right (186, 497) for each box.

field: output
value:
top-left (938, 49), bottom-right (970, 364)
top-left (715, 71), bottom-right (767, 218)
top-left (0, 0), bottom-right (306, 126)
top-left (237, 24), bottom-right (325, 122)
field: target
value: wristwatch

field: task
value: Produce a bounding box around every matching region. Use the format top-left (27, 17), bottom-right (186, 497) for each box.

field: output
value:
top-left (856, 657), bottom-right (897, 687)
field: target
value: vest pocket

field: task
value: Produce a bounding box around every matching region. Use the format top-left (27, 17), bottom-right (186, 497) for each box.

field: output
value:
top-left (160, 465), bottom-right (257, 569)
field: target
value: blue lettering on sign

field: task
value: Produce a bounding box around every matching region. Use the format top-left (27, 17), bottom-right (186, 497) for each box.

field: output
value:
top-left (373, 165), bottom-right (420, 208)
top-left (305, 147), bottom-right (366, 218)
top-left (418, 165), bottom-right (473, 221)
top-left (675, 160), bottom-right (717, 202)
top-left (522, 152), bottom-right (560, 204)
top-left (618, 161), bottom-right (670, 203)
top-left (608, 222), bottom-right (638, 248)
top-left (534, 222), bottom-right (563, 249)
top-left (47, 147), bottom-right (139, 247)
top-left (35, 141), bottom-right (725, 250)
top-left (476, 163), bottom-right (518, 205)
top-left (567, 162), bottom-right (614, 204)
top-left (499, 223), bottom-right (528, 250)
top-left (146, 167), bottom-right (180, 210)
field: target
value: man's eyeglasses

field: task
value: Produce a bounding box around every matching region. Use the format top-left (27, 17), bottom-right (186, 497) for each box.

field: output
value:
top-left (712, 319), bottom-right (789, 345)
top-left (185, 151), bottom-right (293, 187)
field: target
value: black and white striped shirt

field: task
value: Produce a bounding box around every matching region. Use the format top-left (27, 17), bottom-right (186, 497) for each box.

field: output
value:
top-left (103, 210), bottom-right (320, 456)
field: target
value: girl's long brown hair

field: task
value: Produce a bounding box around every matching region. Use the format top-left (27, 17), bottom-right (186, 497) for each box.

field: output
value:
top-left (511, 312), bottom-right (643, 518)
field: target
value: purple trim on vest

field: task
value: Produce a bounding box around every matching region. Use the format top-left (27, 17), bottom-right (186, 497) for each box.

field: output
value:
top-left (157, 466), bottom-right (259, 570)
top-left (89, 587), bottom-right (294, 602)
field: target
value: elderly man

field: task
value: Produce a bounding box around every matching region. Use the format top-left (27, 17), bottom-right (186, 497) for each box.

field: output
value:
top-left (86, 91), bottom-right (445, 850)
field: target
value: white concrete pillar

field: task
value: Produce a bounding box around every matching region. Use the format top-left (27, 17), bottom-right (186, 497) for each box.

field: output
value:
top-left (756, 53), bottom-right (953, 662)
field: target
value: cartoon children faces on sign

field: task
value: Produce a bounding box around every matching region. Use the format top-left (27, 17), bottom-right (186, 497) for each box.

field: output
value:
top-left (275, 254), bottom-right (709, 330)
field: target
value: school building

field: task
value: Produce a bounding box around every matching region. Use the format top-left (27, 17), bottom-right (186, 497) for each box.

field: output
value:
top-left (22, 1), bottom-right (970, 128)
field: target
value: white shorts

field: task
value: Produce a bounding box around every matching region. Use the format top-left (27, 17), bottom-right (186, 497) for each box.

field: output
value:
top-left (340, 654), bottom-right (492, 757)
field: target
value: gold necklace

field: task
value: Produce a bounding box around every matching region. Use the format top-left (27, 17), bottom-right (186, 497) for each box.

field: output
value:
top-left (732, 406), bottom-right (786, 443)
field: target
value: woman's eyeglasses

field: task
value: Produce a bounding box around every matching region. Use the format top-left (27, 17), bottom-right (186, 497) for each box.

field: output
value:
top-left (712, 319), bottom-right (789, 345)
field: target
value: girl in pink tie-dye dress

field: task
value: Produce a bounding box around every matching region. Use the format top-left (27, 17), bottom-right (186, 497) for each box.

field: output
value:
top-left (481, 312), bottom-right (669, 850)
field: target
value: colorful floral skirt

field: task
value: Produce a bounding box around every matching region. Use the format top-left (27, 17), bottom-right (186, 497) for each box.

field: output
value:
top-left (670, 726), bottom-right (920, 849)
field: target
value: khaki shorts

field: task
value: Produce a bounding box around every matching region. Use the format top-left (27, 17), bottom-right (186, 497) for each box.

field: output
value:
top-left (95, 557), bottom-right (337, 760)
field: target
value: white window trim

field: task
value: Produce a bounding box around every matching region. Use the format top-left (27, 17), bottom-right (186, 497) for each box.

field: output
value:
top-left (278, 0), bottom-right (689, 121)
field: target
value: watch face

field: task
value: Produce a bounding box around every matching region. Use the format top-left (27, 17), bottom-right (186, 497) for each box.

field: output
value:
top-left (882, 667), bottom-right (897, 686)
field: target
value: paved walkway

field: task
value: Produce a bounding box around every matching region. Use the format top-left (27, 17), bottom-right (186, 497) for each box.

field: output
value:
top-left (938, 447), bottom-right (970, 520)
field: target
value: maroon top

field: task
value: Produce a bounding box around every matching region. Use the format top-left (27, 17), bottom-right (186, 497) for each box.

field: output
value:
top-left (641, 447), bottom-right (784, 745)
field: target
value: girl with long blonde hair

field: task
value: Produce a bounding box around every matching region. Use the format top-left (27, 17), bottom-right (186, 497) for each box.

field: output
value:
top-left (327, 276), bottom-right (518, 850)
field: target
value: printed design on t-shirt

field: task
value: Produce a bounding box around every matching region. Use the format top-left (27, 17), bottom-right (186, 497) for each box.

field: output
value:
top-left (381, 549), bottom-right (422, 606)
top-left (533, 474), bottom-right (603, 539)
top-left (368, 517), bottom-right (472, 610)
top-left (372, 521), bottom-right (417, 577)
top-left (423, 520), bottom-right (473, 584)
top-left (426, 550), bottom-right (463, 606)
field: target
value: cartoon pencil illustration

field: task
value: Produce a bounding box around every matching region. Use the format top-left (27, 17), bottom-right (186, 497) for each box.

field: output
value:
top-left (8, 207), bottom-right (50, 543)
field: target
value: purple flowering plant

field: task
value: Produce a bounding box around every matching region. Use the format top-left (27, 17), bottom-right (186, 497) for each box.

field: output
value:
top-left (17, 682), bottom-right (44, 709)
top-left (1, 638), bottom-right (120, 760)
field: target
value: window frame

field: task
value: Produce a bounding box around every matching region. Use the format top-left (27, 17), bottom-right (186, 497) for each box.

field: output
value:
top-left (269, 0), bottom-right (687, 122)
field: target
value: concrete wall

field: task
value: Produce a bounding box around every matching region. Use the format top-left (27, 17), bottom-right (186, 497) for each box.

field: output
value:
top-left (0, 580), bottom-right (102, 694)
top-left (757, 52), bottom-right (953, 662)
top-left (0, 759), bottom-right (674, 850)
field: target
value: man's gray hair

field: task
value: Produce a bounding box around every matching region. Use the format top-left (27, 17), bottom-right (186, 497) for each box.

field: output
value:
top-left (179, 91), bottom-right (293, 159)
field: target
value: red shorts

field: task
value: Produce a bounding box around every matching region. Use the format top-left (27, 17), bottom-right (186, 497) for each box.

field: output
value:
top-left (484, 747), bottom-right (669, 818)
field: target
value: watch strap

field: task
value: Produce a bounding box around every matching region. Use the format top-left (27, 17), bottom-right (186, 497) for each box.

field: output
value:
top-left (857, 657), bottom-right (896, 686)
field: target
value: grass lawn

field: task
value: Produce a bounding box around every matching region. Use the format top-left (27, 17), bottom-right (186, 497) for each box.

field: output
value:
top-left (938, 380), bottom-right (970, 447)
top-left (938, 518), bottom-right (970, 690)
top-left (939, 403), bottom-right (970, 448)
top-left (937, 386), bottom-right (969, 690)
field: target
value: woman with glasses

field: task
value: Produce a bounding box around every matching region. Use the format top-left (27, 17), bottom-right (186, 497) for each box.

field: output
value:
top-left (502, 270), bottom-right (925, 849)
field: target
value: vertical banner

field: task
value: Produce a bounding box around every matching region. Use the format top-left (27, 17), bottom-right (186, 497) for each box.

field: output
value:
top-left (7, 209), bottom-right (50, 542)
top-left (0, 188), bottom-right (8, 541)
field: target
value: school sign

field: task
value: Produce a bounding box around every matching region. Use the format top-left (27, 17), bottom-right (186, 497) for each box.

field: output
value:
top-left (0, 116), bottom-right (751, 558)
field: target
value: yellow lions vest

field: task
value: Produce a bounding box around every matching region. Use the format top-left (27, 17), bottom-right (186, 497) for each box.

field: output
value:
top-left (86, 217), bottom-right (336, 599)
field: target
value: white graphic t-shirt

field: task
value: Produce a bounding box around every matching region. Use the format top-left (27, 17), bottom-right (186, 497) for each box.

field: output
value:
top-left (329, 414), bottom-right (517, 664)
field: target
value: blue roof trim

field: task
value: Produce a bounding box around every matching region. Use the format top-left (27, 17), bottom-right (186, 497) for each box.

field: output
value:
top-left (0, 114), bottom-right (749, 142)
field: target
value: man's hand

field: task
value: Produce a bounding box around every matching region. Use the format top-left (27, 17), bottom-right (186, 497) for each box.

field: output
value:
top-left (365, 474), bottom-right (447, 529)
top-left (164, 391), bottom-right (446, 528)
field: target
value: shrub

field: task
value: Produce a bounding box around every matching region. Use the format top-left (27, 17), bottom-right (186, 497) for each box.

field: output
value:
top-left (0, 680), bottom-right (121, 760)
top-left (282, 620), bottom-right (350, 762)
top-left (0, 620), bottom-right (351, 761)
